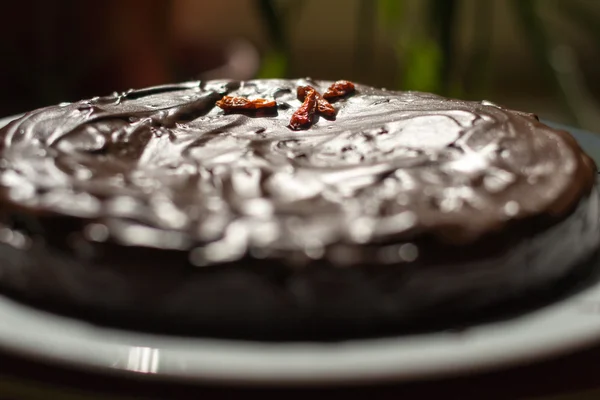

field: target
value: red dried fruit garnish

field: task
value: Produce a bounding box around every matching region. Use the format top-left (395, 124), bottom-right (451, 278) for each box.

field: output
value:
top-left (216, 96), bottom-right (276, 111)
top-left (323, 80), bottom-right (355, 100)
top-left (297, 85), bottom-right (336, 117)
top-left (290, 88), bottom-right (317, 130)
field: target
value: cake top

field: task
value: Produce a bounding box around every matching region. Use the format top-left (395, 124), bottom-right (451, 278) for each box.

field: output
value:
top-left (0, 79), bottom-right (595, 266)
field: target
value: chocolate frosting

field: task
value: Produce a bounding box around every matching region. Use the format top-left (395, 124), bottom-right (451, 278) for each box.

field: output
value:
top-left (0, 79), bottom-right (597, 339)
top-left (0, 79), bottom-right (595, 265)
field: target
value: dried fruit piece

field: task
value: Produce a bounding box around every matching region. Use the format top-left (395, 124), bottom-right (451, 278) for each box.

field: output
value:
top-left (216, 96), bottom-right (276, 111)
top-left (297, 85), bottom-right (336, 117)
top-left (290, 88), bottom-right (317, 130)
top-left (323, 80), bottom-right (356, 100)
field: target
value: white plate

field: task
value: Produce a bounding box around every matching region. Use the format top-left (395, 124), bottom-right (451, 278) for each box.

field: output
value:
top-left (1, 115), bottom-right (600, 386)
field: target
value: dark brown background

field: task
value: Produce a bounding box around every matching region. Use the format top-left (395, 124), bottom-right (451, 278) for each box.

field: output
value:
top-left (2, 0), bottom-right (600, 128)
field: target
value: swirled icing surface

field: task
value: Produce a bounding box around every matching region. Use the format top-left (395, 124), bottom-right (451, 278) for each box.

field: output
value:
top-left (0, 79), bottom-right (595, 267)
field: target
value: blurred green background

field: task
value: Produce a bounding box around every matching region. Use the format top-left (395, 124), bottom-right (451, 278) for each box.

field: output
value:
top-left (2, 0), bottom-right (600, 130)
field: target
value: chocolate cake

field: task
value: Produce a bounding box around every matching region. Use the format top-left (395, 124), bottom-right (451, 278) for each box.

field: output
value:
top-left (0, 79), bottom-right (597, 340)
